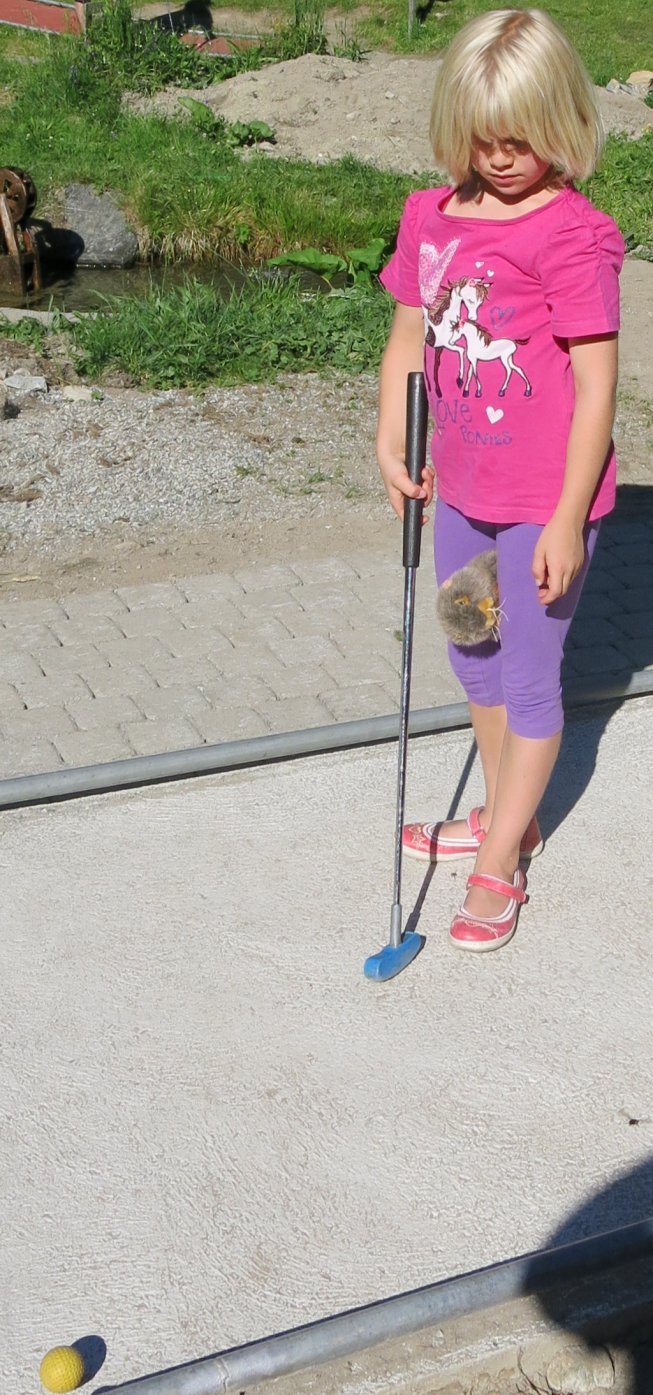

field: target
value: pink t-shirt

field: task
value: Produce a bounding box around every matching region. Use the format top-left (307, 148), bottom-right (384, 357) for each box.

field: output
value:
top-left (379, 185), bottom-right (624, 524)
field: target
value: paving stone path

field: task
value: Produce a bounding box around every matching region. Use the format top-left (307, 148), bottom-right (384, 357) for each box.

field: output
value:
top-left (0, 490), bottom-right (651, 780)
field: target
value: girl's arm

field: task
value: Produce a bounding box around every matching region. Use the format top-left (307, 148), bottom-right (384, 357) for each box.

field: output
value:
top-left (532, 333), bottom-right (618, 605)
top-left (377, 303), bottom-right (434, 522)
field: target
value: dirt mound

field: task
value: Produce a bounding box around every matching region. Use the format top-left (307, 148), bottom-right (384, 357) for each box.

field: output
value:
top-left (125, 50), bottom-right (653, 173)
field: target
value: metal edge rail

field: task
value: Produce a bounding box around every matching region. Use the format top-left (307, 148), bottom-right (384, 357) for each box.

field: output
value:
top-left (99, 1218), bottom-right (653, 1394)
top-left (0, 669), bottom-right (651, 809)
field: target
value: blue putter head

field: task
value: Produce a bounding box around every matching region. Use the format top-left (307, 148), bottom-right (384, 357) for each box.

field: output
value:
top-left (363, 931), bottom-right (424, 982)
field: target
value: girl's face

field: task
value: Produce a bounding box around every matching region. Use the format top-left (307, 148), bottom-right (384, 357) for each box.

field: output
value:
top-left (471, 138), bottom-right (552, 197)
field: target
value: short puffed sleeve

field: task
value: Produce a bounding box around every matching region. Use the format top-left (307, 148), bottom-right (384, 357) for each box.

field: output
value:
top-left (378, 191), bottom-right (424, 307)
top-left (538, 204), bottom-right (624, 338)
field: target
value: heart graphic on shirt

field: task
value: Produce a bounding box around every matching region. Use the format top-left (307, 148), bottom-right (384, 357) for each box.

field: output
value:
top-left (486, 406), bottom-right (504, 424)
top-left (487, 269), bottom-right (495, 277)
top-left (418, 239), bottom-right (460, 305)
top-left (475, 260), bottom-right (484, 268)
top-left (489, 304), bottom-right (516, 328)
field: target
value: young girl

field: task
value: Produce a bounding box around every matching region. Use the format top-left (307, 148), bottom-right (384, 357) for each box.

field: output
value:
top-left (378, 8), bottom-right (623, 952)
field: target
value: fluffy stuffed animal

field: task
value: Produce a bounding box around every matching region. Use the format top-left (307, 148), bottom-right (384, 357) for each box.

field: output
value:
top-left (436, 548), bottom-right (501, 647)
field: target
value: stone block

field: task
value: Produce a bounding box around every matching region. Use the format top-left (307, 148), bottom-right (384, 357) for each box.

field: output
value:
top-left (36, 644), bottom-right (110, 678)
top-left (0, 597), bottom-right (68, 626)
top-left (290, 558), bottom-right (361, 585)
top-left (233, 563), bottom-right (302, 593)
top-left (179, 598), bottom-right (246, 633)
top-left (177, 574), bottom-right (246, 604)
top-left (0, 682), bottom-right (26, 713)
top-left (64, 694), bottom-right (143, 731)
top-left (196, 677), bottom-right (278, 710)
top-left (268, 634), bottom-right (343, 668)
top-left (83, 664), bottom-right (159, 700)
top-left (118, 610), bottom-right (189, 642)
top-left (565, 644), bottom-right (631, 676)
top-left (16, 672), bottom-right (92, 710)
top-left (254, 696), bottom-right (335, 733)
top-left (1, 706), bottom-right (78, 741)
top-left (143, 654), bottom-right (222, 688)
top-left (54, 730), bottom-right (138, 767)
top-left (119, 717), bottom-right (202, 757)
top-left (48, 616), bottom-right (126, 648)
top-left (188, 705), bottom-right (268, 743)
top-left (320, 683), bottom-right (395, 723)
top-left (0, 652), bottom-right (46, 685)
top-left (0, 737), bottom-right (63, 776)
top-left (0, 621), bottom-right (61, 650)
top-left (322, 650), bottom-right (400, 687)
top-left (137, 685), bottom-right (210, 723)
top-left (61, 590), bottom-right (130, 620)
top-left (115, 582), bottom-right (188, 610)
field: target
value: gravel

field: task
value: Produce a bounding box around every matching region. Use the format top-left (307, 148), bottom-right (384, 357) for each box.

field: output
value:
top-left (0, 368), bottom-right (381, 558)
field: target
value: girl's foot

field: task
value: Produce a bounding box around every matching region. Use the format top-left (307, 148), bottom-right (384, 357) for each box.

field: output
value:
top-left (402, 807), bottom-right (543, 862)
top-left (450, 868), bottom-right (527, 952)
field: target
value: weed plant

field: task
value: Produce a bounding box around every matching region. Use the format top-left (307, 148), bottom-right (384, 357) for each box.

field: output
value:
top-left (64, 277), bottom-right (393, 386)
top-left (269, 0), bottom-right (329, 58)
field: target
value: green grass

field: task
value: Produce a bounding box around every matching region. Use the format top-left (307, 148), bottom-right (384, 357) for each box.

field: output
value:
top-left (584, 130), bottom-right (653, 246)
top-left (61, 277), bottom-right (393, 385)
top-left (331, 0), bottom-right (651, 85)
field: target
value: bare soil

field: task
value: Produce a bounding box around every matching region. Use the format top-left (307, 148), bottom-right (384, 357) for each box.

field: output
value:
top-left (125, 50), bottom-right (653, 172)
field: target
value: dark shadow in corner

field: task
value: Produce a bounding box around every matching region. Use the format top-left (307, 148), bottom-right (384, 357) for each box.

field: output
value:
top-left (529, 1158), bottom-right (653, 1393)
top-left (154, 1), bottom-right (214, 36)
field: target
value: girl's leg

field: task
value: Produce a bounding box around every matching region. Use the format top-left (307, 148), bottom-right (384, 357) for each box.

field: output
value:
top-left (463, 520), bottom-right (600, 919)
top-left (467, 701), bottom-right (508, 826)
top-left (434, 501), bottom-right (504, 835)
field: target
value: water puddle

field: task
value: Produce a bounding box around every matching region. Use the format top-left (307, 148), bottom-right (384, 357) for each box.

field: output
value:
top-left (0, 258), bottom-right (331, 312)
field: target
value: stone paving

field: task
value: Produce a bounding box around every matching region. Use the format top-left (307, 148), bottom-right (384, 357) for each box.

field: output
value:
top-left (0, 488), bottom-right (651, 780)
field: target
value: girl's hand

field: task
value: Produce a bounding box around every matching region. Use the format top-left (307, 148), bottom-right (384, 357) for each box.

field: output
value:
top-left (378, 452), bottom-right (434, 524)
top-left (531, 515), bottom-right (585, 605)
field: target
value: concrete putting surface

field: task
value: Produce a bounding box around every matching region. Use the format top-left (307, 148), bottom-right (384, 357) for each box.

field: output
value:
top-left (3, 697), bottom-right (653, 1393)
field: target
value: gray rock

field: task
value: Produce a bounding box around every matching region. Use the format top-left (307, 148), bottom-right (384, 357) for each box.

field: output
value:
top-left (597, 86), bottom-right (653, 139)
top-left (4, 370), bottom-right (48, 395)
top-left (61, 384), bottom-right (96, 402)
top-left (0, 383), bottom-right (7, 418)
top-left (545, 1342), bottom-right (614, 1392)
top-left (63, 184), bottom-right (139, 268)
top-left (626, 68), bottom-right (653, 99)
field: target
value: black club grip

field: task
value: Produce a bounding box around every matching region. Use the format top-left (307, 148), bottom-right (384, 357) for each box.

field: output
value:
top-left (402, 372), bottom-right (428, 569)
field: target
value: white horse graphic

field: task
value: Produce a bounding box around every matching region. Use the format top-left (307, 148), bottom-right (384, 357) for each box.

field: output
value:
top-left (449, 318), bottom-right (532, 399)
top-left (422, 278), bottom-right (491, 397)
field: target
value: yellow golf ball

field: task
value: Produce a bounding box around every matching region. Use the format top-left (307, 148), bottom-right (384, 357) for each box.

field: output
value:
top-left (39, 1346), bottom-right (85, 1393)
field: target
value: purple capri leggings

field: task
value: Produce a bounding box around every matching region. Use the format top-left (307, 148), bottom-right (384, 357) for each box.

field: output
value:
top-left (434, 500), bottom-right (600, 739)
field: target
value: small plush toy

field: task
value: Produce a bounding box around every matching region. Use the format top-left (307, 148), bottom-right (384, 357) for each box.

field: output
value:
top-left (436, 548), bottom-right (502, 646)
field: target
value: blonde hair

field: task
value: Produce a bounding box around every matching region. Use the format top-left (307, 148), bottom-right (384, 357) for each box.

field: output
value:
top-left (430, 9), bottom-right (603, 185)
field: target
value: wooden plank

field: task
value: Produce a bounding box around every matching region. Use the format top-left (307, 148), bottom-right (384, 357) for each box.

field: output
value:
top-left (0, 0), bottom-right (84, 33)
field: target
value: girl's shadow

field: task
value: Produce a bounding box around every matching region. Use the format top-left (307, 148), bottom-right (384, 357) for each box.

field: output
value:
top-left (532, 482), bottom-right (652, 840)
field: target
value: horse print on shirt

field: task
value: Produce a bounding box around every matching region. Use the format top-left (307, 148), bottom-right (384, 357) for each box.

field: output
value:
top-left (418, 241), bottom-right (532, 400)
top-left (449, 317), bottom-right (532, 398)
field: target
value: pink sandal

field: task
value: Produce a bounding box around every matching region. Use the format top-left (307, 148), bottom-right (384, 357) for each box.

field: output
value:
top-left (449, 869), bottom-right (528, 952)
top-left (402, 807), bottom-right (543, 863)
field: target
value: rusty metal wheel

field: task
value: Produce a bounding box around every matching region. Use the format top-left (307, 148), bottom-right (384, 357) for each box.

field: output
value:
top-left (0, 168), bottom-right (37, 224)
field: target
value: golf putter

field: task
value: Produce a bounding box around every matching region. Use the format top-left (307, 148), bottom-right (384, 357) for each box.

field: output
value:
top-left (364, 371), bottom-right (428, 982)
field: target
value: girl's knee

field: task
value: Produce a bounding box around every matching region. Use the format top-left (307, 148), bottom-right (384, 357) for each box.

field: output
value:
top-left (503, 679), bottom-right (563, 739)
top-left (447, 639), bottom-right (503, 707)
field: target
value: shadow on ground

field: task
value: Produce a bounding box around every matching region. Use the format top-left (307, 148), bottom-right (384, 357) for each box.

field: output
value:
top-left (531, 1158), bottom-right (653, 1394)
